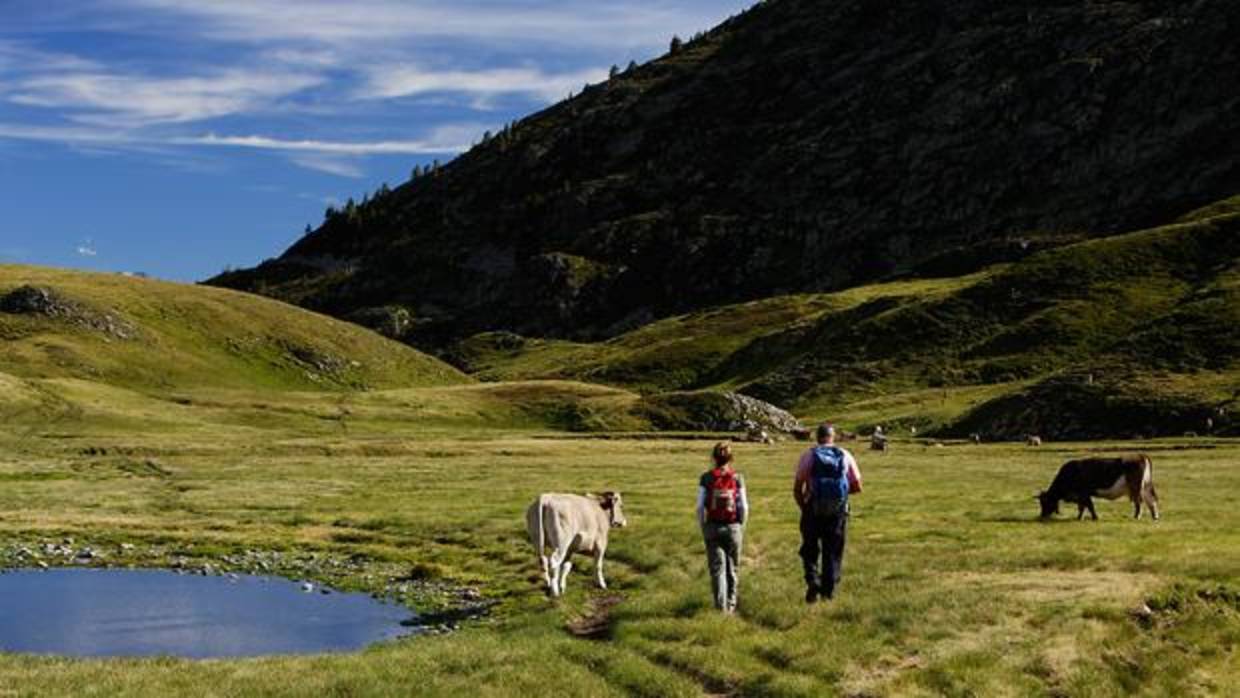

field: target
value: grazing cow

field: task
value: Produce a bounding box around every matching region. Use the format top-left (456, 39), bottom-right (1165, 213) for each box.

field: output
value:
top-left (526, 492), bottom-right (626, 597)
top-left (870, 426), bottom-right (889, 452)
top-left (1026, 435), bottom-right (1043, 447)
top-left (1037, 455), bottom-right (1159, 521)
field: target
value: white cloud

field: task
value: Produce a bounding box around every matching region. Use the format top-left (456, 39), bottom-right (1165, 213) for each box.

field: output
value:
top-left (180, 131), bottom-right (470, 155)
top-left (287, 154), bottom-right (364, 178)
top-left (108, 0), bottom-right (732, 50)
top-left (357, 64), bottom-right (606, 102)
top-left (8, 69), bottom-right (324, 127)
top-left (0, 122), bottom-right (474, 155)
top-left (76, 239), bottom-right (98, 257)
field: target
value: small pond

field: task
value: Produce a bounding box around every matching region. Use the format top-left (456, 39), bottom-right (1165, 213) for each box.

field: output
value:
top-left (0, 568), bottom-right (414, 658)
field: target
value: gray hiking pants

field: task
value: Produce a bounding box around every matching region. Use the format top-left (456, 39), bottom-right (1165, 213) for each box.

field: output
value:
top-left (702, 522), bottom-right (743, 611)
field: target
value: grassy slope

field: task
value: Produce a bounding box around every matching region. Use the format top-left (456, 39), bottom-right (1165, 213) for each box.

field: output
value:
top-left (0, 265), bottom-right (467, 392)
top-left (460, 208), bottom-right (1240, 438)
top-left (0, 403), bottom-right (1236, 696)
top-left (456, 275), bottom-right (993, 393)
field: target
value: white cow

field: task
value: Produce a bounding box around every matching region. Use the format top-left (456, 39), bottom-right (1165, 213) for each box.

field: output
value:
top-left (526, 492), bottom-right (626, 597)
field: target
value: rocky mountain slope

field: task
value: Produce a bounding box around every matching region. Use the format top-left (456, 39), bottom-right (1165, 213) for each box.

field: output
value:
top-left (211, 0), bottom-right (1240, 349)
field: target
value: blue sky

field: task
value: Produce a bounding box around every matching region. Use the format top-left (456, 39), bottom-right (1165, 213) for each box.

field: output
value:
top-left (0, 1), bottom-right (753, 281)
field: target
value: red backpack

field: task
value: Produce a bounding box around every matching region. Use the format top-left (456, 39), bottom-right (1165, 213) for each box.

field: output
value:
top-left (705, 467), bottom-right (739, 523)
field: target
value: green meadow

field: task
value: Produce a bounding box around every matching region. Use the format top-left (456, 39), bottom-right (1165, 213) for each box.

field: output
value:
top-left (1, 265), bottom-right (1237, 696)
top-left (1, 389), bottom-right (1237, 696)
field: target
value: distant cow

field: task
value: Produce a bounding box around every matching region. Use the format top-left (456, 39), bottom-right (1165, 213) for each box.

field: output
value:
top-left (1026, 435), bottom-right (1043, 447)
top-left (1037, 455), bottom-right (1159, 521)
top-left (526, 492), bottom-right (626, 597)
top-left (871, 426), bottom-right (889, 452)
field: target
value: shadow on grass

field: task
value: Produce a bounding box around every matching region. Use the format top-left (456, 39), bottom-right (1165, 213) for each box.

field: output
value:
top-left (978, 515), bottom-right (1075, 524)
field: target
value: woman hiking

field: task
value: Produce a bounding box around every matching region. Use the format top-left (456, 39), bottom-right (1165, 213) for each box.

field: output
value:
top-left (696, 442), bottom-right (749, 613)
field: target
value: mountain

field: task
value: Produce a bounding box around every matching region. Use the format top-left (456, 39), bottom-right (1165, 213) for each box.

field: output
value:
top-left (210, 0), bottom-right (1240, 348)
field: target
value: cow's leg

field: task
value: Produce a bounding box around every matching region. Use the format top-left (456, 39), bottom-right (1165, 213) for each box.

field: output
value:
top-left (1145, 485), bottom-right (1160, 521)
top-left (558, 559), bottom-right (574, 595)
top-left (594, 547), bottom-right (607, 590)
top-left (539, 554), bottom-right (553, 592)
top-left (548, 548), bottom-right (566, 596)
top-left (1076, 501), bottom-right (1086, 520)
top-left (1085, 498), bottom-right (1098, 521)
top-left (1128, 476), bottom-right (1143, 519)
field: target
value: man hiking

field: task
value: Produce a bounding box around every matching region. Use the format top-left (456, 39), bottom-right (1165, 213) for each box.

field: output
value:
top-left (793, 422), bottom-right (862, 602)
top-left (697, 442), bottom-right (749, 613)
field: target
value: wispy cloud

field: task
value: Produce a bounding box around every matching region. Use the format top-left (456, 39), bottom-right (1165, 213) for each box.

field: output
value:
top-left (9, 68), bottom-right (323, 127)
top-left (287, 154), bottom-right (364, 178)
top-left (0, 122), bottom-right (471, 155)
top-left (357, 64), bottom-right (606, 102)
top-left (108, 0), bottom-right (728, 50)
top-left (182, 132), bottom-right (469, 155)
top-left (76, 238), bottom-right (98, 257)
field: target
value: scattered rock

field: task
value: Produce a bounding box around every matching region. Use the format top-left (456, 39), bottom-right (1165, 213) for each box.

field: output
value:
top-left (640, 391), bottom-right (804, 434)
top-left (0, 285), bottom-right (136, 339)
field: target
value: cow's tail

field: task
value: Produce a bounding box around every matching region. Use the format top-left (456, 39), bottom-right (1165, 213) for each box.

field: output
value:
top-left (534, 495), bottom-right (549, 586)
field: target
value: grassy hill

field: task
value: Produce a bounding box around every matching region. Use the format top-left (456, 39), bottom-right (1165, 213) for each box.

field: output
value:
top-left (0, 265), bottom-right (467, 393)
top-left (462, 206), bottom-right (1240, 439)
top-left (0, 265), bottom-right (799, 437)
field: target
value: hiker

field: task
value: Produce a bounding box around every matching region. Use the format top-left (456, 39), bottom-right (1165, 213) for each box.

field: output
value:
top-left (697, 442), bottom-right (748, 613)
top-left (793, 423), bottom-right (862, 602)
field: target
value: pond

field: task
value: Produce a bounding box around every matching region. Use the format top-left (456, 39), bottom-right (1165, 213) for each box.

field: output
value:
top-left (0, 568), bottom-right (414, 658)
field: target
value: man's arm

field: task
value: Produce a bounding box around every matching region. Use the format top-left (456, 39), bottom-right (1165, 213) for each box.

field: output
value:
top-left (792, 450), bottom-right (813, 509)
top-left (845, 451), bottom-right (863, 494)
top-left (696, 485), bottom-right (707, 524)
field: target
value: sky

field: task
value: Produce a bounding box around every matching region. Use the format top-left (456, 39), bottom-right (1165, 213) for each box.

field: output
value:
top-left (0, 0), bottom-right (754, 281)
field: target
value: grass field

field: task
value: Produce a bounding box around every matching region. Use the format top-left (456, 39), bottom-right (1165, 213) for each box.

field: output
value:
top-left (1, 388), bottom-right (1237, 697)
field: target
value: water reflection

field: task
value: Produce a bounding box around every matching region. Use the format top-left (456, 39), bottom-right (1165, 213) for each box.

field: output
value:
top-left (0, 569), bottom-right (413, 658)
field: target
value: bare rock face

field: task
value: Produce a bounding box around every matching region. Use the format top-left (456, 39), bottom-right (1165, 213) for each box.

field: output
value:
top-left (211, 0), bottom-right (1240, 348)
top-left (0, 285), bottom-right (136, 340)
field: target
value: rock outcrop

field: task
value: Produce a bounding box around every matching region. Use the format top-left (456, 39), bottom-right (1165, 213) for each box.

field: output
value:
top-left (1, 285), bottom-right (136, 340)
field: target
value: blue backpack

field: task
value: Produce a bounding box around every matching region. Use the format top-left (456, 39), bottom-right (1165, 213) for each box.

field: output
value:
top-left (809, 446), bottom-right (849, 516)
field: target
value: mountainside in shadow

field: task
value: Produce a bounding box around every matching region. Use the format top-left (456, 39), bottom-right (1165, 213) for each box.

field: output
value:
top-left (210, 0), bottom-right (1240, 348)
top-left (457, 200), bottom-right (1240, 439)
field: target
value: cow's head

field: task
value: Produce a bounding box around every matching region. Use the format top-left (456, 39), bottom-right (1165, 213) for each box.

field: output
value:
top-left (1036, 490), bottom-right (1059, 518)
top-left (599, 491), bottom-right (627, 528)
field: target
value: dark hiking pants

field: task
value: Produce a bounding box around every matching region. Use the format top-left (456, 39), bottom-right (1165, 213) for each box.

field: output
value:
top-left (799, 510), bottom-right (847, 598)
top-left (702, 522), bottom-right (742, 611)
